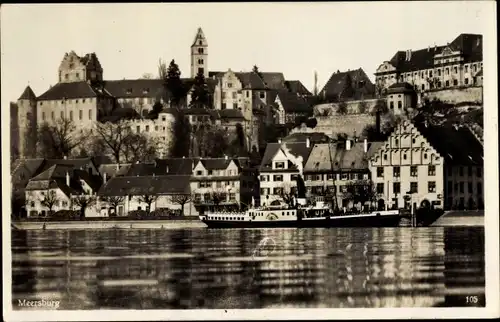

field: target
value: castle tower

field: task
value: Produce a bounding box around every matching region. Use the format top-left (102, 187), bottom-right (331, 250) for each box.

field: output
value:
top-left (191, 27), bottom-right (208, 78)
top-left (16, 86), bottom-right (38, 158)
top-left (58, 51), bottom-right (103, 83)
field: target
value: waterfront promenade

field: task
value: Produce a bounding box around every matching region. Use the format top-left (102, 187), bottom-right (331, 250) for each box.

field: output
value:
top-left (431, 210), bottom-right (484, 227)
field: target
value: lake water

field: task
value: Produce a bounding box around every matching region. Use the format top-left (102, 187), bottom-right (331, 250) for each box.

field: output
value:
top-left (11, 227), bottom-right (485, 309)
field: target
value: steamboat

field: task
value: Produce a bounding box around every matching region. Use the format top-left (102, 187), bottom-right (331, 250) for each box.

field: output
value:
top-left (199, 199), bottom-right (406, 228)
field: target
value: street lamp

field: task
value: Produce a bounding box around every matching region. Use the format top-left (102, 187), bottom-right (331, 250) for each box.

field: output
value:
top-left (405, 191), bottom-right (417, 227)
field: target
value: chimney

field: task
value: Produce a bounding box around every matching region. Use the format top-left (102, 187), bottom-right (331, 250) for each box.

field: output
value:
top-left (346, 139), bottom-right (351, 151)
top-left (306, 138), bottom-right (310, 148)
top-left (103, 172), bottom-right (107, 184)
top-left (66, 172), bottom-right (70, 186)
top-left (364, 139), bottom-right (368, 153)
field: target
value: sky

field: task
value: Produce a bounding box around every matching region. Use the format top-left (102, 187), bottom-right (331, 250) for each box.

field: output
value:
top-left (0, 2), bottom-right (495, 110)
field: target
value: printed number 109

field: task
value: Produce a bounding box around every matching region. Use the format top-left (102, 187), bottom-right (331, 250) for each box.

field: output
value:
top-left (466, 296), bottom-right (479, 304)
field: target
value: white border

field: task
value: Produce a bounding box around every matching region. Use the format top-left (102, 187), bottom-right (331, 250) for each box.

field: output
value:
top-left (2, 2), bottom-right (499, 321)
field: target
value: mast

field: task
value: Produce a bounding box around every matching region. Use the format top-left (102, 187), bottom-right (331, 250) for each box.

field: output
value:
top-left (328, 137), bottom-right (338, 211)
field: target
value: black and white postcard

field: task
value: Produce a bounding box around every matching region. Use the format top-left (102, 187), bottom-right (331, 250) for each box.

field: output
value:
top-left (2, 2), bottom-right (499, 321)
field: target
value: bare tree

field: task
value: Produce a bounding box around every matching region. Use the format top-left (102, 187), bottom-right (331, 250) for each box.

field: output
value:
top-left (72, 195), bottom-right (97, 218)
top-left (337, 101), bottom-right (348, 115)
top-left (37, 118), bottom-right (87, 159)
top-left (122, 133), bottom-right (158, 164)
top-left (158, 58), bottom-right (168, 80)
top-left (137, 194), bottom-right (158, 212)
top-left (210, 189), bottom-right (227, 206)
top-left (40, 190), bottom-right (60, 216)
top-left (170, 194), bottom-right (192, 215)
top-left (342, 179), bottom-right (379, 210)
top-left (100, 196), bottom-right (125, 216)
top-left (279, 182), bottom-right (297, 207)
top-left (92, 121), bottom-right (131, 164)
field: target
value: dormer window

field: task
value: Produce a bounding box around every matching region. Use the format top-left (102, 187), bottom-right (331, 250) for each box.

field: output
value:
top-left (126, 88), bottom-right (132, 95)
top-left (69, 63), bottom-right (74, 69)
top-left (227, 83), bottom-right (233, 88)
top-left (275, 161), bottom-right (285, 169)
top-left (143, 89), bottom-right (149, 94)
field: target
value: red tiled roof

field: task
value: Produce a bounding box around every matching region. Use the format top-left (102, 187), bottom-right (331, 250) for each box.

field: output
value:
top-left (319, 68), bottom-right (375, 101)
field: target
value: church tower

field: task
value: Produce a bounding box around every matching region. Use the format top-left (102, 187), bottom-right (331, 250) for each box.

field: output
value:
top-left (16, 86), bottom-right (38, 158)
top-left (191, 27), bottom-right (208, 78)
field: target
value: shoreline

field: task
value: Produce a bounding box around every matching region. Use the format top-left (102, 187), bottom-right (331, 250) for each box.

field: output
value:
top-left (11, 219), bottom-right (206, 230)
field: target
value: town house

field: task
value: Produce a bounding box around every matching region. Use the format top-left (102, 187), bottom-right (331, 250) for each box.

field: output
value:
top-left (303, 139), bottom-right (383, 210)
top-left (369, 118), bottom-right (483, 211)
top-left (258, 140), bottom-right (313, 206)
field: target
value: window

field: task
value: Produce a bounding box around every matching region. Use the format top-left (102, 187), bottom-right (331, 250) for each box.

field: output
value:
top-left (136, 126), bottom-right (140, 132)
top-left (79, 110), bottom-right (83, 120)
top-left (377, 167), bottom-right (384, 178)
top-left (459, 167), bottom-right (464, 176)
top-left (410, 182), bottom-right (418, 193)
top-left (65, 74), bottom-right (69, 80)
top-left (232, 92), bottom-right (237, 99)
top-left (207, 170), bottom-right (213, 175)
top-left (273, 175), bottom-right (283, 182)
top-left (473, 64), bottom-right (477, 72)
top-left (89, 109), bottom-right (92, 119)
top-left (227, 83), bottom-right (233, 88)
top-left (428, 181), bottom-right (436, 193)
top-left (477, 183), bottom-right (482, 195)
top-left (459, 182), bottom-right (464, 193)
top-left (453, 79), bottom-right (458, 86)
top-left (445, 80), bottom-right (450, 87)
top-left (69, 111), bottom-right (73, 120)
top-left (275, 161), bottom-right (285, 169)
top-left (198, 48), bottom-right (204, 54)
top-left (145, 125), bottom-right (149, 132)
top-left (273, 187), bottom-right (283, 195)
top-left (221, 103), bottom-right (226, 110)
top-left (259, 175), bottom-right (268, 181)
top-left (376, 183), bottom-right (384, 194)
top-left (155, 126), bottom-right (158, 131)
top-left (51, 111), bottom-right (54, 120)
top-left (395, 139), bottom-right (399, 146)
top-left (393, 166), bottom-right (400, 177)
top-left (397, 101), bottom-right (402, 109)
top-left (410, 166), bottom-right (418, 177)
top-left (60, 111), bottom-right (64, 119)
top-left (438, 81), bottom-right (442, 88)
top-left (454, 66), bottom-right (458, 74)
top-left (260, 92), bottom-right (265, 99)
top-left (477, 167), bottom-right (482, 177)
top-left (421, 84), bottom-right (425, 91)
top-left (468, 182), bottom-right (473, 193)
top-left (403, 153), bottom-right (407, 160)
top-left (429, 70), bottom-right (433, 77)
top-left (390, 101), bottom-right (394, 109)
top-left (393, 182), bottom-right (401, 194)
top-left (445, 68), bottom-right (449, 75)
top-left (465, 78), bottom-right (469, 85)
top-left (383, 154), bottom-right (387, 161)
top-left (428, 165), bottom-right (436, 176)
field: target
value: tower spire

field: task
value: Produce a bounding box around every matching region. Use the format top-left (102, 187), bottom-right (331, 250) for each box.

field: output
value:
top-left (190, 27), bottom-right (208, 78)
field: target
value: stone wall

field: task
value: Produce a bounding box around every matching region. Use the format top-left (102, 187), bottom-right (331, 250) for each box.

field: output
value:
top-left (423, 86), bottom-right (483, 105)
top-left (290, 113), bottom-right (376, 138)
top-left (314, 98), bottom-right (378, 117)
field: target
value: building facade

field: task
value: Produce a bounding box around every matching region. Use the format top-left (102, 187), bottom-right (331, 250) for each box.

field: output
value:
top-left (375, 34), bottom-right (483, 94)
top-left (369, 118), bottom-right (483, 211)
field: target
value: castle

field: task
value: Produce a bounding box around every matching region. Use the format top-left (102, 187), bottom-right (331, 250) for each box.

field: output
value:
top-left (11, 27), bottom-right (313, 160)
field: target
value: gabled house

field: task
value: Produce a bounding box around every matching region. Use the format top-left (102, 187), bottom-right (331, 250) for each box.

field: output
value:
top-left (190, 157), bottom-right (257, 211)
top-left (272, 90), bottom-right (314, 125)
top-left (319, 68), bottom-right (376, 103)
top-left (303, 139), bottom-right (383, 209)
top-left (25, 163), bottom-right (102, 217)
top-left (258, 140), bottom-right (313, 206)
top-left (368, 118), bottom-right (483, 211)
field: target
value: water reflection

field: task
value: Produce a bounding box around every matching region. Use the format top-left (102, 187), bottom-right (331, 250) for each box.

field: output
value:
top-left (11, 227), bottom-right (484, 309)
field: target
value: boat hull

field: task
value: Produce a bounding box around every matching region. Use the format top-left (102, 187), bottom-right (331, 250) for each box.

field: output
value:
top-left (201, 214), bottom-right (402, 228)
